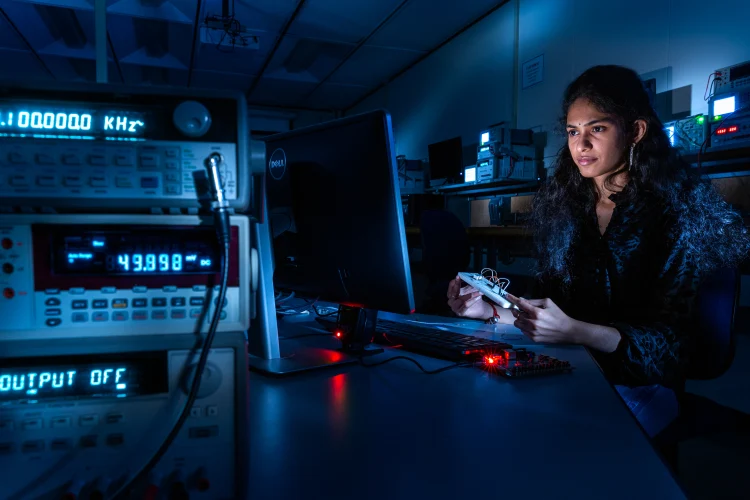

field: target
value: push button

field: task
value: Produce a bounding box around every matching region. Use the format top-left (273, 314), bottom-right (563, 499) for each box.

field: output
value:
top-left (50, 416), bottom-right (71, 428)
top-left (72, 312), bottom-right (88, 322)
top-left (79, 415), bottom-right (99, 426)
top-left (106, 433), bottom-right (124, 447)
top-left (132, 310), bottom-right (148, 321)
top-left (80, 435), bottom-right (98, 448)
top-left (112, 311), bottom-right (128, 321)
top-left (22, 440), bottom-right (44, 453)
top-left (92, 311), bottom-right (109, 322)
top-left (171, 309), bottom-right (186, 319)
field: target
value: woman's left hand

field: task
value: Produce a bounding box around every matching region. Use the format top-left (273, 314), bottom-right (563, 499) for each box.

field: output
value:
top-left (505, 293), bottom-right (580, 344)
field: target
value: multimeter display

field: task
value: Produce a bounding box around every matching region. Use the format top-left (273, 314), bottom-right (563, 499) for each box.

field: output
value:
top-left (47, 226), bottom-right (221, 276)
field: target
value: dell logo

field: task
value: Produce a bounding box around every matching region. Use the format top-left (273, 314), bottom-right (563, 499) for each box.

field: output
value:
top-left (268, 148), bottom-right (287, 180)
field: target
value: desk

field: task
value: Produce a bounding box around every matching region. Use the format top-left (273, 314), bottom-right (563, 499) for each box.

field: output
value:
top-left (247, 312), bottom-right (686, 499)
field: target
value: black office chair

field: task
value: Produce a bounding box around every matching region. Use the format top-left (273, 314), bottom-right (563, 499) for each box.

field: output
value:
top-left (687, 266), bottom-right (740, 381)
top-left (418, 210), bottom-right (471, 314)
top-left (655, 267), bottom-right (750, 468)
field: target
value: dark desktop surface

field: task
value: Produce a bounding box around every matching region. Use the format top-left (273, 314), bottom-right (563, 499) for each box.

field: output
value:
top-left (247, 310), bottom-right (687, 500)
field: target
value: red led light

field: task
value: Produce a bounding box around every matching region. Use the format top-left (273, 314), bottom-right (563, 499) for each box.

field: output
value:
top-left (334, 331), bottom-right (342, 338)
top-left (486, 356), bottom-right (496, 364)
top-left (716, 128), bottom-right (727, 135)
top-left (196, 478), bottom-right (210, 491)
top-left (728, 125), bottom-right (738, 133)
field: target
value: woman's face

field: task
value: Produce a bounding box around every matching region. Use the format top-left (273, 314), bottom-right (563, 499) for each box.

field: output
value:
top-left (566, 98), bottom-right (628, 180)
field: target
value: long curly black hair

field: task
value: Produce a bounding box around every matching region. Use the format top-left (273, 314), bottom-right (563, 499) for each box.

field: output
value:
top-left (530, 65), bottom-right (749, 286)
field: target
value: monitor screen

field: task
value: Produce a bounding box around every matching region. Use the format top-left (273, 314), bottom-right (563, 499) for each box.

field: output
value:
top-left (263, 111), bottom-right (415, 315)
top-left (428, 136), bottom-right (464, 182)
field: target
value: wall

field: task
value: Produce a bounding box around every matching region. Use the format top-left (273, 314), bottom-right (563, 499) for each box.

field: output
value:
top-left (348, 4), bottom-right (517, 161)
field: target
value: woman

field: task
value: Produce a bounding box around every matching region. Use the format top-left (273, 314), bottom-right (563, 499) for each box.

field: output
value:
top-left (447, 65), bottom-right (749, 437)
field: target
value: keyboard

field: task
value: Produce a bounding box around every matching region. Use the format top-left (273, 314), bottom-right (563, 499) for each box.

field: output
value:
top-left (315, 316), bottom-right (511, 361)
top-left (375, 319), bottom-right (512, 361)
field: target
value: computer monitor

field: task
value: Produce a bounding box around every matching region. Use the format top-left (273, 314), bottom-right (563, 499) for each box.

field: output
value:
top-left (262, 110), bottom-right (415, 359)
top-left (428, 136), bottom-right (464, 183)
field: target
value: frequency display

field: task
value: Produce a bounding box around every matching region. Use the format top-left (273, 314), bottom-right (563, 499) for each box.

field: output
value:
top-left (0, 102), bottom-right (148, 139)
top-left (0, 352), bottom-right (168, 402)
top-left (48, 226), bottom-right (221, 276)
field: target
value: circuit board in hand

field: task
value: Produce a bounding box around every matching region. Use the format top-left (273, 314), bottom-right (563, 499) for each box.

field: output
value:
top-left (457, 272), bottom-right (518, 310)
top-left (481, 348), bottom-right (573, 378)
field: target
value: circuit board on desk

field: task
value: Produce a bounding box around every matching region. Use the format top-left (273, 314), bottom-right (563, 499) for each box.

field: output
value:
top-left (481, 348), bottom-right (573, 378)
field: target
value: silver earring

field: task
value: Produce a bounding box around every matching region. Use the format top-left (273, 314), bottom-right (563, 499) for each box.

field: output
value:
top-left (629, 144), bottom-right (635, 167)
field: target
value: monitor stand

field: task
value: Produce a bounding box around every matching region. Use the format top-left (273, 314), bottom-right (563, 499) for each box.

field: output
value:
top-left (246, 202), bottom-right (382, 376)
top-left (246, 305), bottom-right (383, 376)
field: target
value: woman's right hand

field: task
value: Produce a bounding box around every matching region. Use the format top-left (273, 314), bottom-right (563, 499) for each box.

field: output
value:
top-left (446, 276), bottom-right (493, 320)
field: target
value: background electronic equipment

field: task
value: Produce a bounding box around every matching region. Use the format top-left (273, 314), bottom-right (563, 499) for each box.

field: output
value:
top-left (663, 114), bottom-right (707, 153)
top-left (464, 165), bottom-right (477, 182)
top-left (0, 82), bottom-right (253, 213)
top-left (475, 124), bottom-right (540, 182)
top-left (482, 349), bottom-right (573, 378)
top-left (708, 109), bottom-right (750, 151)
top-left (709, 89), bottom-right (750, 119)
top-left (251, 110), bottom-right (415, 374)
top-left (0, 332), bottom-right (250, 499)
top-left (0, 214), bottom-right (251, 342)
top-left (479, 125), bottom-right (534, 146)
top-left (474, 158), bottom-right (496, 182)
top-left (427, 136), bottom-right (464, 183)
top-left (713, 60), bottom-right (750, 96)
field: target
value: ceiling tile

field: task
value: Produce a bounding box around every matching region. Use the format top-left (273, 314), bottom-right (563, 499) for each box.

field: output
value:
top-left (367, 0), bottom-right (501, 51)
top-left (201, 0), bottom-right (298, 33)
top-left (12, 0), bottom-right (93, 11)
top-left (109, 16), bottom-right (192, 69)
top-left (328, 45), bottom-right (422, 87)
top-left (248, 77), bottom-right (318, 108)
top-left (304, 82), bottom-right (371, 110)
top-left (38, 55), bottom-right (120, 82)
top-left (107, 0), bottom-right (195, 24)
top-left (193, 32), bottom-right (272, 76)
top-left (2, 2), bottom-right (72, 53)
top-left (120, 65), bottom-right (188, 86)
top-left (0, 14), bottom-right (30, 52)
top-left (263, 35), bottom-right (354, 84)
top-left (190, 69), bottom-right (254, 92)
top-left (288, 0), bottom-right (405, 44)
top-left (0, 49), bottom-right (53, 81)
